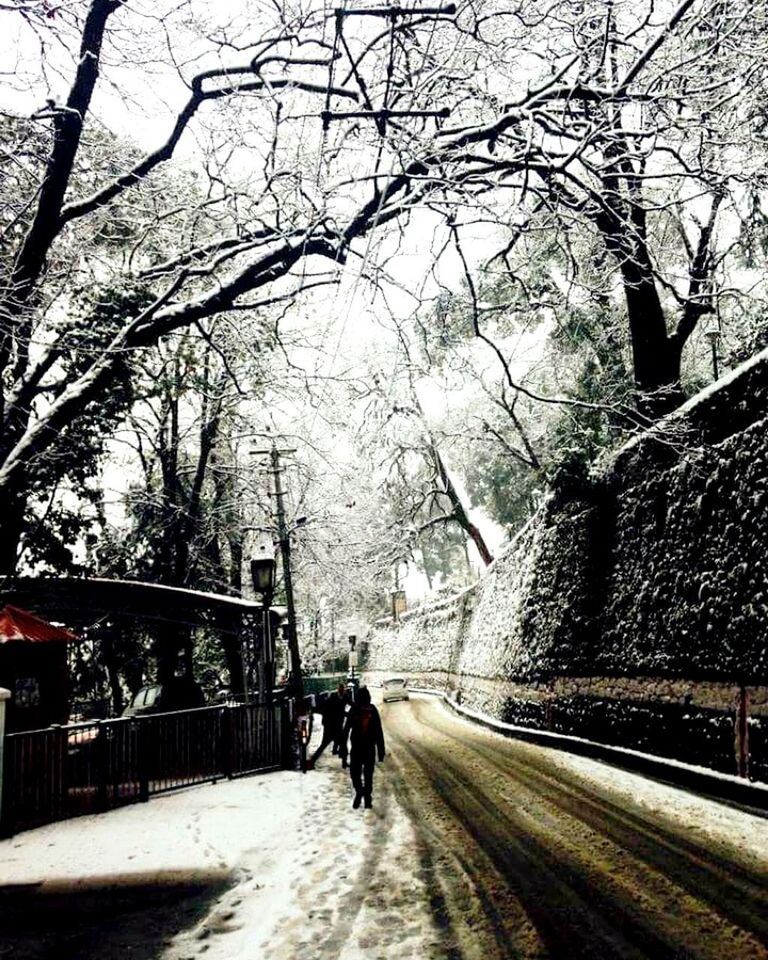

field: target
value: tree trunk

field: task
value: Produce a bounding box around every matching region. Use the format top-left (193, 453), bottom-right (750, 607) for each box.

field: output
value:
top-left (0, 485), bottom-right (27, 575)
top-left (594, 199), bottom-right (686, 419)
top-left (99, 624), bottom-right (125, 716)
top-left (0, 0), bottom-right (121, 383)
top-left (431, 445), bottom-right (494, 566)
top-left (620, 260), bottom-right (685, 418)
top-left (408, 381), bottom-right (494, 567)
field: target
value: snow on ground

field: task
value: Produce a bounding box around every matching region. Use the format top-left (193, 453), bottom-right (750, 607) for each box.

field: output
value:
top-left (448, 698), bottom-right (768, 867)
top-left (2, 694), bottom-right (768, 960)
top-left (543, 748), bottom-right (768, 869)
top-left (1, 698), bottom-right (445, 960)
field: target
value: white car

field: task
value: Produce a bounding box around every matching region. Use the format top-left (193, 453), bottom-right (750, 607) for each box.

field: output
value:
top-left (382, 677), bottom-right (410, 703)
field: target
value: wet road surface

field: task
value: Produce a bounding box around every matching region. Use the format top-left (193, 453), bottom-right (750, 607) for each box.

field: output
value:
top-left (382, 695), bottom-right (768, 960)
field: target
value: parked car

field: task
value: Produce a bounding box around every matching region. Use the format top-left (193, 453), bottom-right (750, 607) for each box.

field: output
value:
top-left (382, 677), bottom-right (409, 703)
top-left (122, 677), bottom-right (206, 717)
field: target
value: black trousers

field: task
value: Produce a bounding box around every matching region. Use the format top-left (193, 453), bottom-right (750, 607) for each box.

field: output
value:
top-left (311, 725), bottom-right (346, 765)
top-left (350, 751), bottom-right (375, 799)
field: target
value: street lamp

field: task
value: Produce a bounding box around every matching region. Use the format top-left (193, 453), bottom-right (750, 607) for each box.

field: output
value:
top-left (348, 634), bottom-right (359, 694)
top-left (702, 318), bottom-right (722, 381)
top-left (250, 556), bottom-right (276, 606)
top-left (250, 555), bottom-right (277, 703)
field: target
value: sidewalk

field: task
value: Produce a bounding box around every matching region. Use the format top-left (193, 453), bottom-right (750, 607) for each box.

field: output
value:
top-left (0, 727), bottom-right (442, 960)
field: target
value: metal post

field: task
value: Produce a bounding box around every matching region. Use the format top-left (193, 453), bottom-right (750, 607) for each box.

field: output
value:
top-left (137, 719), bottom-right (150, 803)
top-left (95, 720), bottom-right (109, 812)
top-left (241, 634), bottom-right (251, 705)
top-left (711, 341), bottom-right (720, 381)
top-left (220, 705), bottom-right (233, 780)
top-left (0, 688), bottom-right (9, 833)
top-left (262, 606), bottom-right (274, 704)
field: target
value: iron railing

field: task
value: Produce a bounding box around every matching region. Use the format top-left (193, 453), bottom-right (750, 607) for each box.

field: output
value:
top-left (303, 674), bottom-right (346, 696)
top-left (1, 700), bottom-right (285, 835)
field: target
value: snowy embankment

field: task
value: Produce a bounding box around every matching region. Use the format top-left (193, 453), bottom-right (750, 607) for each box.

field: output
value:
top-left (367, 347), bottom-right (768, 782)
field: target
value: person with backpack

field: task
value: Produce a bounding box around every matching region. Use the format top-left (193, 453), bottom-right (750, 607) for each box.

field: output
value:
top-left (342, 686), bottom-right (385, 809)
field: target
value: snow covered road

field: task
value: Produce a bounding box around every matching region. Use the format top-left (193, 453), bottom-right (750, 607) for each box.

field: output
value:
top-left (385, 696), bottom-right (768, 959)
top-left (2, 693), bottom-right (768, 959)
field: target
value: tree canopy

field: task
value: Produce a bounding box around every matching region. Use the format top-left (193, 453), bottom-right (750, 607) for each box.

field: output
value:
top-left (2, 0), bottom-right (768, 637)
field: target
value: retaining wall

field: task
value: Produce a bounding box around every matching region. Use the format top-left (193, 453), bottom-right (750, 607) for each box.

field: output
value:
top-left (366, 348), bottom-right (768, 782)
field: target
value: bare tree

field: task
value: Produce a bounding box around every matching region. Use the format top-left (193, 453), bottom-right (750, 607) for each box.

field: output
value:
top-left (3, 0), bottom-right (768, 575)
top-left (399, 1), bottom-right (768, 413)
top-left (0, 0), bottom-right (444, 569)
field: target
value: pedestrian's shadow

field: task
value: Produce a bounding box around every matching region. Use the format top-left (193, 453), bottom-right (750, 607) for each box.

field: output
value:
top-left (0, 868), bottom-right (231, 960)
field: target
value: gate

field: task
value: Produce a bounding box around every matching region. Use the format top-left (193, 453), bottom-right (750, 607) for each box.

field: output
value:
top-left (1, 701), bottom-right (286, 835)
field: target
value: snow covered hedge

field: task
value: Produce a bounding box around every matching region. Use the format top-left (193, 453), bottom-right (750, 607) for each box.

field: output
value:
top-left (600, 405), bottom-right (768, 681)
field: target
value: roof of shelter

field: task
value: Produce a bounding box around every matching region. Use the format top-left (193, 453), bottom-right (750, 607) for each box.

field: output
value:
top-left (0, 604), bottom-right (77, 644)
top-left (0, 578), bottom-right (280, 636)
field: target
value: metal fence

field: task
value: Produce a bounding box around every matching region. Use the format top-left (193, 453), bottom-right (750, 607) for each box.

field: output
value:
top-left (303, 674), bottom-right (346, 696)
top-left (1, 701), bottom-right (285, 835)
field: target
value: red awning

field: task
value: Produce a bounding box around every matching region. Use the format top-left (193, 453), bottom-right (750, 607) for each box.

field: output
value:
top-left (0, 605), bottom-right (77, 643)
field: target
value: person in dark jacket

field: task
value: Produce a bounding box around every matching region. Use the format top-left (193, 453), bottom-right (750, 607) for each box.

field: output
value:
top-left (342, 686), bottom-right (385, 809)
top-left (309, 682), bottom-right (348, 769)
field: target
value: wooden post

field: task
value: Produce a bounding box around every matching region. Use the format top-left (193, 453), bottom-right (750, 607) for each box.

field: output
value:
top-left (735, 684), bottom-right (749, 779)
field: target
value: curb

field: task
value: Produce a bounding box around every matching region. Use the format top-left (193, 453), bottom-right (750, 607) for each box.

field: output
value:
top-left (412, 689), bottom-right (768, 814)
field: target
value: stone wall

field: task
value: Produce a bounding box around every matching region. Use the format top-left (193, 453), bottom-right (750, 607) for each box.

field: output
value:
top-left (366, 348), bottom-right (768, 782)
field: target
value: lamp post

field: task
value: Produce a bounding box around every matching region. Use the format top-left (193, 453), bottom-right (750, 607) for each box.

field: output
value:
top-left (348, 634), bottom-right (358, 695)
top-left (250, 555), bottom-right (276, 703)
top-left (703, 318), bottom-right (722, 381)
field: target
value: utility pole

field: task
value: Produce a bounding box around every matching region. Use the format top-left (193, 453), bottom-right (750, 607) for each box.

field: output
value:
top-left (271, 446), bottom-right (304, 701)
top-left (254, 445), bottom-right (304, 701)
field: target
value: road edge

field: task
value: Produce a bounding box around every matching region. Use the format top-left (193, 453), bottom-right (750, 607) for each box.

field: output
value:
top-left (408, 687), bottom-right (768, 814)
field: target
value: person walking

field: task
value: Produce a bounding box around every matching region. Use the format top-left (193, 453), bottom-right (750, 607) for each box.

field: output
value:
top-left (343, 686), bottom-right (385, 809)
top-left (309, 682), bottom-right (348, 769)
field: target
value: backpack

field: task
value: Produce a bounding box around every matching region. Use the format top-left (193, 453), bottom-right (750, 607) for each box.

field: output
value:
top-left (356, 706), bottom-right (373, 739)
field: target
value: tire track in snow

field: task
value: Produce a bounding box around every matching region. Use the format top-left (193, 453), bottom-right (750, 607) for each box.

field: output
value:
top-left (416, 697), bottom-right (768, 948)
top-left (385, 696), bottom-right (768, 960)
